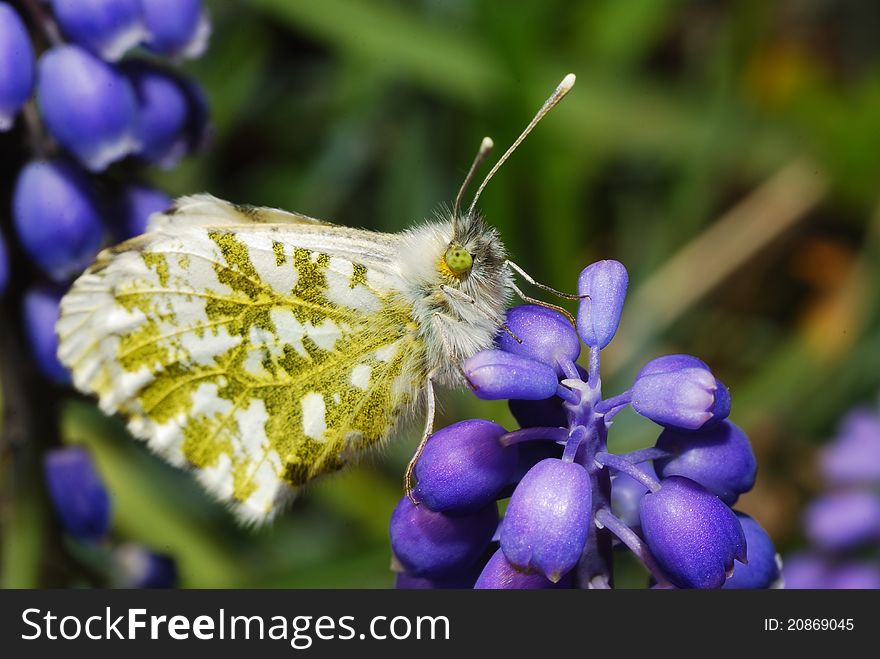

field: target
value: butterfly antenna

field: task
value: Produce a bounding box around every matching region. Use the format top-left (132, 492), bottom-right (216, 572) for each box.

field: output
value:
top-left (453, 136), bottom-right (494, 224)
top-left (510, 282), bottom-right (577, 327)
top-left (467, 73), bottom-right (576, 218)
top-left (507, 259), bottom-right (588, 300)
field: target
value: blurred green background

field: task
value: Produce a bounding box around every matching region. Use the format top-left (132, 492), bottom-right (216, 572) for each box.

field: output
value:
top-left (4, 0), bottom-right (880, 587)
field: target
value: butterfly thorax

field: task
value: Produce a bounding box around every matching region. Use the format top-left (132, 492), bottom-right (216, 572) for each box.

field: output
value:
top-left (397, 212), bottom-right (512, 387)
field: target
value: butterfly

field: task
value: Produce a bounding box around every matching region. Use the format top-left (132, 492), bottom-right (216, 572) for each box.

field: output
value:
top-left (56, 74), bottom-right (576, 525)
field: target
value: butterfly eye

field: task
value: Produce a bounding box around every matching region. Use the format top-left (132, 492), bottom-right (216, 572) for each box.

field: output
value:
top-left (444, 245), bottom-right (473, 275)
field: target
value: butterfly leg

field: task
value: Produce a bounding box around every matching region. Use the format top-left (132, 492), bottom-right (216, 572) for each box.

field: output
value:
top-left (404, 372), bottom-right (437, 503)
top-left (440, 284), bottom-right (522, 345)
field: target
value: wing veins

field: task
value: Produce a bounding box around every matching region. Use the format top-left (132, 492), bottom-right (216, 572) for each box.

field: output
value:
top-left (141, 369), bottom-right (228, 415)
top-left (116, 317), bottom-right (236, 360)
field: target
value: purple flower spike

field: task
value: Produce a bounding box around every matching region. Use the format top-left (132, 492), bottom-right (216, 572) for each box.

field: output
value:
top-left (723, 514), bottom-right (780, 589)
top-left (13, 160), bottom-right (105, 282)
top-left (639, 475), bottom-right (746, 589)
top-left (113, 182), bottom-right (172, 241)
top-left (141, 0), bottom-right (210, 58)
top-left (500, 458), bottom-right (592, 582)
top-left (820, 409), bottom-right (880, 486)
top-left (576, 259), bottom-right (628, 349)
top-left (44, 447), bottom-right (111, 541)
top-left (389, 497), bottom-right (497, 578)
top-left (0, 230), bottom-right (9, 295)
top-left (610, 462), bottom-right (658, 530)
top-left (115, 544), bottom-right (178, 588)
top-left (654, 420), bottom-right (756, 505)
top-left (631, 356), bottom-right (730, 430)
top-left (804, 491), bottom-right (880, 551)
top-left (825, 563), bottom-right (880, 590)
top-left (497, 305), bottom-right (580, 374)
top-left (23, 285), bottom-right (70, 384)
top-left (123, 61), bottom-right (191, 168)
top-left (414, 419), bottom-right (517, 513)
top-left (475, 548), bottom-right (571, 589)
top-left (464, 349), bottom-right (558, 401)
top-left (0, 3), bottom-right (35, 131)
top-left (51, 0), bottom-right (144, 61)
top-left (37, 46), bottom-right (139, 172)
top-left (781, 554), bottom-right (830, 589)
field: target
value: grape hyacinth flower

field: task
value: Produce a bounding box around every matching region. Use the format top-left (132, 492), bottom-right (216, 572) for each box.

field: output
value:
top-left (724, 513), bottom-right (783, 589)
top-left (51, 0), bottom-right (145, 62)
top-left (114, 544), bottom-right (179, 589)
top-left (785, 406), bottom-right (880, 588)
top-left (13, 159), bottom-right (105, 282)
top-left (123, 61), bottom-right (194, 169)
top-left (1, 0), bottom-right (210, 588)
top-left (44, 446), bottom-right (111, 541)
top-left (141, 0), bottom-right (210, 59)
top-left (23, 285), bottom-right (70, 384)
top-left (392, 260), bottom-right (774, 589)
top-left (112, 182), bottom-right (172, 241)
top-left (654, 420), bottom-right (756, 505)
top-left (390, 497), bottom-right (497, 578)
top-left (412, 419), bottom-right (517, 513)
top-left (0, 2), bottom-right (35, 131)
top-left (37, 45), bottom-right (140, 172)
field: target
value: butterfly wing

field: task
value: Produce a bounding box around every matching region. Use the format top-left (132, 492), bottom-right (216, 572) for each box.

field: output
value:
top-left (57, 197), bottom-right (428, 524)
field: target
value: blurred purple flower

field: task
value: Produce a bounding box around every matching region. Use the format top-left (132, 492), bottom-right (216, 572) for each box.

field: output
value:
top-left (51, 0), bottom-right (144, 61)
top-left (112, 182), bottom-right (172, 241)
top-left (13, 160), bottom-right (105, 281)
top-left (141, 0), bottom-right (210, 58)
top-left (23, 285), bottom-right (70, 384)
top-left (123, 61), bottom-right (192, 168)
top-left (114, 544), bottom-right (178, 588)
top-left (44, 446), bottom-right (110, 541)
top-left (0, 2), bottom-right (35, 131)
top-left (37, 45), bottom-right (140, 171)
top-left (820, 408), bottom-right (880, 486)
top-left (804, 490), bottom-right (880, 551)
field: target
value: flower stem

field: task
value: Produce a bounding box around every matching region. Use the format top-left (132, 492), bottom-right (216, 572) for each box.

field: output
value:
top-left (594, 451), bottom-right (661, 492)
top-left (23, 0), bottom-right (63, 46)
top-left (21, 101), bottom-right (49, 159)
top-left (561, 425), bottom-right (590, 462)
top-left (595, 389), bottom-right (632, 415)
top-left (575, 421), bottom-right (614, 588)
top-left (557, 357), bottom-right (580, 380)
top-left (588, 346), bottom-right (601, 387)
top-left (555, 384), bottom-right (579, 405)
top-left (499, 426), bottom-right (568, 447)
top-left (617, 447), bottom-right (670, 464)
top-left (594, 507), bottom-right (672, 588)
